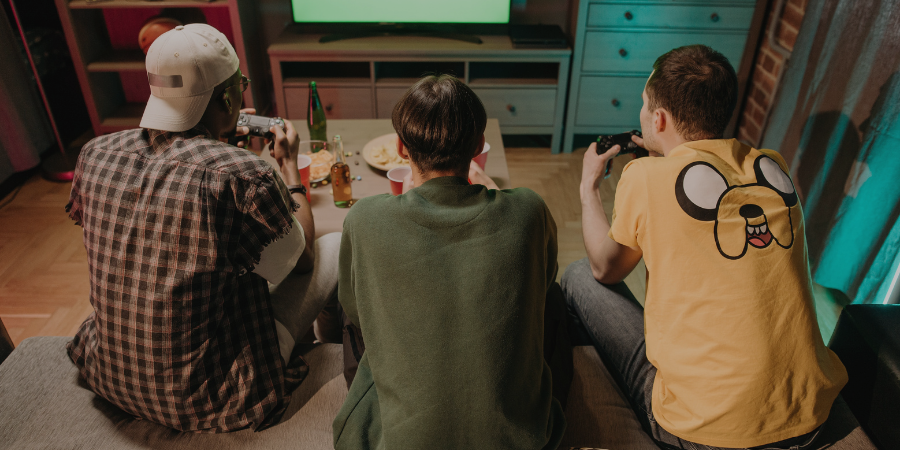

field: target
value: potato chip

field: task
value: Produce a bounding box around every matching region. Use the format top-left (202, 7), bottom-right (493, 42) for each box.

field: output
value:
top-left (370, 144), bottom-right (409, 169)
top-left (307, 150), bottom-right (334, 181)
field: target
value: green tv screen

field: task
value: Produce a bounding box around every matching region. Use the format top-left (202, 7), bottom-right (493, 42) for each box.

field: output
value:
top-left (292, 0), bottom-right (511, 23)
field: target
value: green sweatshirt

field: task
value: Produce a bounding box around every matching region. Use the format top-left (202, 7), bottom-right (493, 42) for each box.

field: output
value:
top-left (333, 177), bottom-right (565, 450)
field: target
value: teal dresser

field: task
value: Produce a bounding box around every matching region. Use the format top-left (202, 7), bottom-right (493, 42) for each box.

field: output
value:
top-left (562, 0), bottom-right (762, 153)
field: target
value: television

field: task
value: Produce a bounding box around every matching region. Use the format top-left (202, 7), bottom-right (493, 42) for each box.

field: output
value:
top-left (291, 0), bottom-right (512, 43)
top-left (292, 0), bottom-right (511, 24)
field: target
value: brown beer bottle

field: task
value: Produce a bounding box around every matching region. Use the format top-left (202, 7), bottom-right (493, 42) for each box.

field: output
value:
top-left (331, 135), bottom-right (352, 208)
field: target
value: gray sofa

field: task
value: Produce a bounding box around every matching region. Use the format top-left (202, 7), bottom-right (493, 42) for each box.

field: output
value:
top-left (0, 337), bottom-right (876, 449)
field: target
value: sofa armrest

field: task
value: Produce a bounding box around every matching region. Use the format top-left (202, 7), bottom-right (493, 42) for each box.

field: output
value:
top-left (829, 304), bottom-right (900, 449)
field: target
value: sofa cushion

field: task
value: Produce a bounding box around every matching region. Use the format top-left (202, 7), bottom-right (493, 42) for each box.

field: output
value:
top-left (829, 304), bottom-right (900, 449)
top-left (0, 338), bottom-right (878, 449)
top-left (563, 346), bottom-right (877, 450)
top-left (0, 337), bottom-right (346, 449)
top-left (561, 346), bottom-right (660, 449)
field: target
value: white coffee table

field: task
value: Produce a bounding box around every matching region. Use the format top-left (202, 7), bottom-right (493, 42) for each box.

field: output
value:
top-left (260, 118), bottom-right (510, 237)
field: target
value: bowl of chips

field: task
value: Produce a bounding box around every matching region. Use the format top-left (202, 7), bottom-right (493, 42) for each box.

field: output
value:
top-left (362, 133), bottom-right (411, 172)
top-left (300, 140), bottom-right (335, 182)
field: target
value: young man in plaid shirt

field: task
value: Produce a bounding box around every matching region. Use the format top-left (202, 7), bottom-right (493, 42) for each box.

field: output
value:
top-left (65, 24), bottom-right (340, 432)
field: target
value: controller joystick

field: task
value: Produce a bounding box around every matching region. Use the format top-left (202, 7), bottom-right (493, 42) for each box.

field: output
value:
top-left (596, 129), bottom-right (647, 178)
top-left (237, 113), bottom-right (286, 140)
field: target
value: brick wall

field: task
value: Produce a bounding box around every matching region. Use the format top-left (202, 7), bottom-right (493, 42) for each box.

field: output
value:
top-left (736, 0), bottom-right (808, 146)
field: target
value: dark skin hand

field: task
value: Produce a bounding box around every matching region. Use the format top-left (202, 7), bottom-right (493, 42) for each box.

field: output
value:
top-left (199, 69), bottom-right (315, 273)
top-left (269, 121), bottom-right (315, 273)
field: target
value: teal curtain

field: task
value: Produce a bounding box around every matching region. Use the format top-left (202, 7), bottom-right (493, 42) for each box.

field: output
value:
top-left (762, 0), bottom-right (900, 304)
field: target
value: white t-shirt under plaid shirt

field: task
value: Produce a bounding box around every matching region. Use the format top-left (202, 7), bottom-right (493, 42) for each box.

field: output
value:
top-left (66, 126), bottom-right (307, 432)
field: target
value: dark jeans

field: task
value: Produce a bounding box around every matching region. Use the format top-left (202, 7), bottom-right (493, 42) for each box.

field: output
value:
top-left (561, 258), bottom-right (820, 450)
top-left (338, 282), bottom-right (574, 408)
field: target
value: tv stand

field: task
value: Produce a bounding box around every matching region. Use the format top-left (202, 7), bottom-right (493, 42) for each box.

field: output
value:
top-left (268, 31), bottom-right (571, 153)
top-left (320, 25), bottom-right (482, 44)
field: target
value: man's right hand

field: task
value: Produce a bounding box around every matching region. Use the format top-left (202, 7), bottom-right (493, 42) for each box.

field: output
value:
top-left (631, 134), bottom-right (645, 149)
top-left (631, 134), bottom-right (662, 157)
top-left (269, 121), bottom-right (301, 185)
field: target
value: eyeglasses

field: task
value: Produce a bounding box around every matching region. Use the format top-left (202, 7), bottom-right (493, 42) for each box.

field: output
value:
top-left (221, 75), bottom-right (250, 112)
top-left (225, 75), bottom-right (250, 93)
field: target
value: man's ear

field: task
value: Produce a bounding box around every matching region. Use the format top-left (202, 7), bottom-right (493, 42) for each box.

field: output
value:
top-left (397, 137), bottom-right (409, 160)
top-left (654, 108), bottom-right (668, 134)
top-left (221, 91), bottom-right (233, 115)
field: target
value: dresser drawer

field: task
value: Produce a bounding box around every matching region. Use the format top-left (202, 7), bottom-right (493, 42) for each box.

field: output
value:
top-left (575, 75), bottom-right (646, 127)
top-left (375, 87), bottom-right (410, 119)
top-left (587, 3), bottom-right (754, 30)
top-left (582, 30), bottom-right (747, 74)
top-left (472, 88), bottom-right (557, 127)
top-left (284, 87), bottom-right (374, 120)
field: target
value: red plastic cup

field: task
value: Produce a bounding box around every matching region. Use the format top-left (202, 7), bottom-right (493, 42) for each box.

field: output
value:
top-left (296, 154), bottom-right (312, 202)
top-left (387, 166), bottom-right (412, 196)
top-left (472, 142), bottom-right (491, 169)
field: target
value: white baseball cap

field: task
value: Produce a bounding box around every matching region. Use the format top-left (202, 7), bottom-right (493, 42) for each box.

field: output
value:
top-left (140, 24), bottom-right (240, 132)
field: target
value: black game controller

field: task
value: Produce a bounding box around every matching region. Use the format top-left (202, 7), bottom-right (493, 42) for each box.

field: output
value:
top-left (237, 113), bottom-right (285, 140)
top-left (597, 130), bottom-right (647, 178)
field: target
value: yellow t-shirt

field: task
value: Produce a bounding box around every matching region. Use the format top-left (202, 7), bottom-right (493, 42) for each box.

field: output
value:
top-left (608, 139), bottom-right (848, 448)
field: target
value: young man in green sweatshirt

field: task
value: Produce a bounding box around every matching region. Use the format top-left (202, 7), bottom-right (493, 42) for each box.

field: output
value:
top-left (332, 75), bottom-right (567, 450)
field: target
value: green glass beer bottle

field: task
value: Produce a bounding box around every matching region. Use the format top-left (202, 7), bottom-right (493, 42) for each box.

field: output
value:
top-left (307, 81), bottom-right (327, 149)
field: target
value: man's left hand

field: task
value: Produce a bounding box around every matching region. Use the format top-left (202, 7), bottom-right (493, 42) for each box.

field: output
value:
top-left (269, 120), bottom-right (301, 186)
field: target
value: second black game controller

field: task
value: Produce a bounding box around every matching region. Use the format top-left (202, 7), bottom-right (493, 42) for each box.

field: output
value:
top-left (237, 113), bottom-right (285, 140)
top-left (597, 130), bottom-right (648, 178)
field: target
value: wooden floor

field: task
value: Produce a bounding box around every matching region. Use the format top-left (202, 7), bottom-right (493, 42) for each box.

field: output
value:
top-left (0, 175), bottom-right (93, 345)
top-left (0, 145), bottom-right (644, 346)
top-left (2, 144), bottom-right (844, 346)
top-left (504, 146), bottom-right (648, 299)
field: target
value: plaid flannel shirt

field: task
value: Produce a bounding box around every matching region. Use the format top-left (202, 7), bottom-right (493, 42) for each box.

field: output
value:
top-left (66, 126), bottom-right (307, 432)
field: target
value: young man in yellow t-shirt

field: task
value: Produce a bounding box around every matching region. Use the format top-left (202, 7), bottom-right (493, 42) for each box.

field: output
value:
top-left (562, 45), bottom-right (848, 449)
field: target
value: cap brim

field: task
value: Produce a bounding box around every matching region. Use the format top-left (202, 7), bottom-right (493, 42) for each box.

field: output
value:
top-left (139, 89), bottom-right (214, 132)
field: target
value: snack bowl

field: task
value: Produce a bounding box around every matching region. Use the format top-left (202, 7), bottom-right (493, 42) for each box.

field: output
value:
top-left (300, 140), bottom-right (334, 183)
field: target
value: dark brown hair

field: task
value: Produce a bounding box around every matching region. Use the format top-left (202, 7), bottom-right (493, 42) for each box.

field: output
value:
top-left (392, 75), bottom-right (487, 174)
top-left (646, 45), bottom-right (738, 140)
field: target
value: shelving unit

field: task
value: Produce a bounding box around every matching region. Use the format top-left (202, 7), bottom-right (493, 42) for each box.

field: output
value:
top-left (55, 0), bottom-right (269, 136)
top-left (562, 0), bottom-right (768, 152)
top-left (268, 32), bottom-right (572, 153)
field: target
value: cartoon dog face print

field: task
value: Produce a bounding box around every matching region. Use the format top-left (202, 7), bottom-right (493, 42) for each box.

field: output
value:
top-left (675, 155), bottom-right (798, 260)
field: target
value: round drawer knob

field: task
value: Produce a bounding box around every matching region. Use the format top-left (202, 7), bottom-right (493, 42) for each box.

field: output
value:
top-left (619, 48), bottom-right (628, 57)
top-left (325, 104), bottom-right (334, 112)
top-left (711, 13), bottom-right (720, 22)
top-left (507, 104), bottom-right (516, 113)
top-left (611, 99), bottom-right (620, 107)
top-left (624, 11), bottom-right (633, 20)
